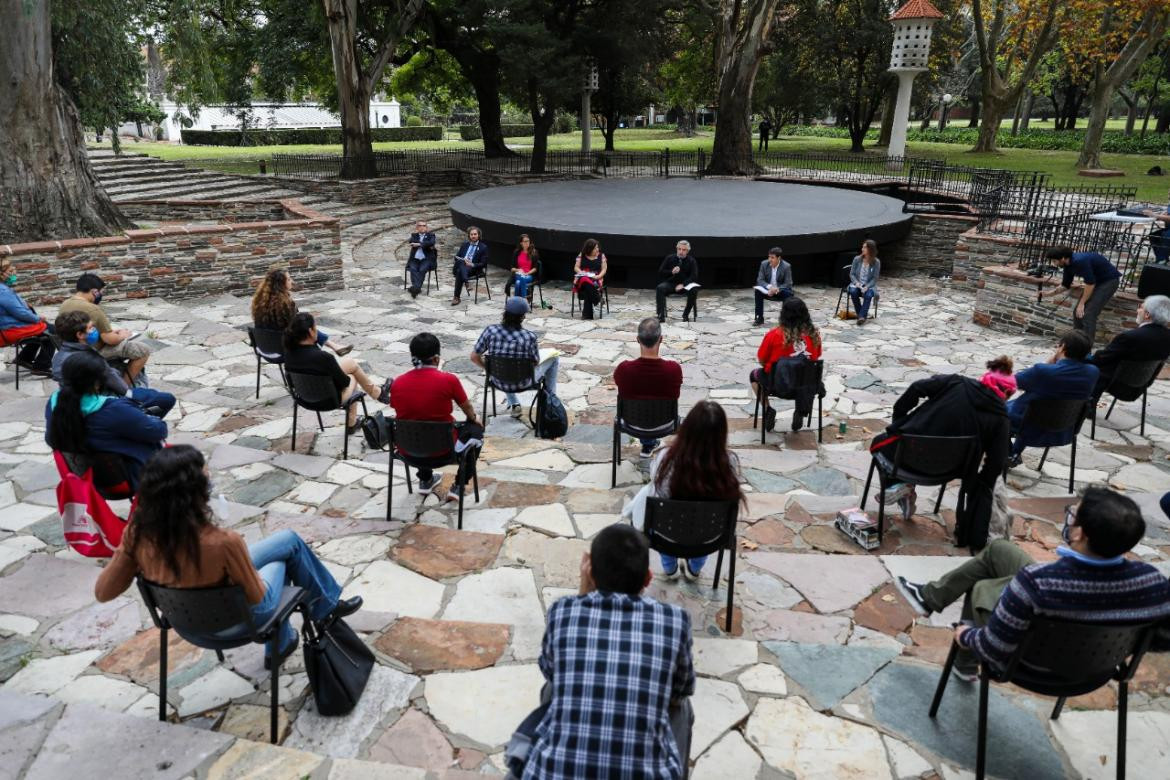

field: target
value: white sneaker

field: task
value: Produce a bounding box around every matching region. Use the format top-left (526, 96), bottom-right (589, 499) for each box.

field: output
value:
top-left (510, 404), bottom-right (523, 419)
top-left (882, 483), bottom-right (913, 505)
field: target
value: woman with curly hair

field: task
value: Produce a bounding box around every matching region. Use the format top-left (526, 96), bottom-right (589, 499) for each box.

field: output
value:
top-left (749, 296), bottom-right (823, 432)
top-left (251, 268), bottom-right (351, 356)
top-left (94, 445), bottom-right (362, 666)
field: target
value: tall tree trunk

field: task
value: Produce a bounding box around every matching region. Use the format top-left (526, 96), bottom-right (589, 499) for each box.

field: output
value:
top-left (877, 88), bottom-right (896, 147)
top-left (455, 51), bottom-right (514, 158)
top-left (527, 81), bottom-right (557, 174)
top-left (1019, 90), bottom-right (1034, 131)
top-left (323, 0), bottom-right (376, 177)
top-left (967, 97), bottom-right (980, 128)
top-left (706, 0), bottom-right (781, 176)
top-left (973, 82), bottom-right (1011, 152)
top-left (602, 106), bottom-right (618, 151)
top-left (1120, 89), bottom-right (1137, 135)
top-left (0, 0), bottom-right (128, 243)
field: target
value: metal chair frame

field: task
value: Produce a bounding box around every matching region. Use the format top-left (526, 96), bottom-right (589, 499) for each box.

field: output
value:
top-left (833, 264), bottom-right (880, 320)
top-left (403, 261), bottom-right (439, 295)
top-left (612, 397), bottom-right (680, 487)
top-left (1090, 359), bottom-right (1164, 439)
top-left (286, 369), bottom-right (369, 459)
top-left (247, 326), bottom-right (287, 399)
top-left (7, 334), bottom-right (53, 390)
top-left (482, 354), bottom-right (544, 436)
top-left (385, 419), bottom-right (481, 528)
top-left (506, 258), bottom-right (546, 308)
top-left (569, 282), bottom-right (610, 319)
top-left (750, 359), bottom-right (825, 444)
top-left (1011, 397), bottom-right (1090, 494)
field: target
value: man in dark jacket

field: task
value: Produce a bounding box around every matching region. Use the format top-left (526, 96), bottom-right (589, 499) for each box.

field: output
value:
top-left (1006, 330), bottom-right (1098, 464)
top-left (655, 240), bottom-right (699, 322)
top-left (870, 373), bottom-right (1011, 551)
top-left (452, 226), bottom-right (489, 306)
top-left (405, 220), bottom-right (437, 298)
top-left (752, 248), bottom-right (793, 325)
top-left (1090, 294), bottom-right (1170, 397)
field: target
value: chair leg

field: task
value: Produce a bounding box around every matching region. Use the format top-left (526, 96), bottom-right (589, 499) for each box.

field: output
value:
top-left (817, 394), bottom-right (823, 444)
top-left (713, 547), bottom-right (725, 590)
top-left (928, 640), bottom-right (957, 717)
top-left (270, 653), bottom-right (280, 743)
top-left (472, 470), bottom-right (480, 503)
top-left (158, 626), bottom-right (169, 722)
top-left (291, 404), bottom-right (298, 452)
top-left (724, 542), bottom-right (736, 633)
top-left (1068, 439), bottom-right (1076, 495)
top-left (1140, 391), bottom-right (1148, 436)
top-left (1051, 696), bottom-right (1066, 720)
top-left (255, 357), bottom-right (262, 399)
top-left (491, 385), bottom-right (497, 418)
top-left (1106, 397), bottom-right (1118, 419)
top-left (458, 480), bottom-right (465, 530)
top-left (860, 460), bottom-right (876, 510)
top-left (315, 411), bottom-right (325, 431)
top-left (751, 388), bottom-right (760, 429)
top-left (1037, 447), bottom-right (1049, 470)
top-left (215, 649), bottom-right (225, 663)
top-left (976, 668), bottom-right (990, 780)
top-left (482, 378), bottom-right (489, 422)
top-left (342, 419), bottom-right (349, 460)
top-left (386, 452), bottom-right (393, 522)
top-left (611, 424), bottom-right (619, 489)
top-left (1091, 406), bottom-right (1097, 440)
top-left (1117, 680), bottom-right (1128, 780)
top-left (877, 495), bottom-right (886, 545)
top-left (934, 482), bottom-right (946, 514)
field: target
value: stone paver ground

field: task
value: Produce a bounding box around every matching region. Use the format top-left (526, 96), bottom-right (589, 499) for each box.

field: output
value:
top-left (1, 193), bottom-right (1169, 778)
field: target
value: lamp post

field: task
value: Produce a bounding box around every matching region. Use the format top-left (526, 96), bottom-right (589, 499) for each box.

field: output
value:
top-left (887, 0), bottom-right (944, 162)
top-left (937, 93), bottom-right (953, 132)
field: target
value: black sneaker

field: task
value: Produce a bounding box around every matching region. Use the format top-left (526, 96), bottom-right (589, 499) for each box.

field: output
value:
top-left (791, 411), bottom-right (803, 432)
top-left (764, 406), bottom-right (777, 432)
top-left (1006, 452), bottom-right (1023, 468)
top-left (894, 576), bottom-right (932, 616)
top-left (417, 474), bottom-right (441, 493)
top-left (753, 316), bottom-right (764, 326)
top-left (639, 442), bottom-right (656, 459)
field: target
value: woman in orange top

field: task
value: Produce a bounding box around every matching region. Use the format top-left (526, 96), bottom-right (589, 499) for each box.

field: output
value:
top-left (750, 296), bottom-right (823, 432)
top-left (95, 445), bottom-right (362, 667)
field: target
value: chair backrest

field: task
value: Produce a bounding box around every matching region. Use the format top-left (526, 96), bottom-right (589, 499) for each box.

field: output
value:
top-left (248, 326), bottom-right (285, 363)
top-left (644, 498), bottom-right (738, 559)
top-left (836, 264), bottom-right (852, 287)
top-left (618, 397), bottom-right (679, 431)
top-left (766, 358), bottom-right (824, 399)
top-left (1002, 616), bottom-right (1156, 687)
top-left (486, 355), bottom-right (537, 389)
top-left (1020, 397), bottom-right (1089, 434)
top-left (391, 419), bottom-right (456, 460)
top-left (1107, 359), bottom-right (1163, 397)
top-left (892, 434), bottom-right (981, 479)
top-left (137, 578), bottom-right (255, 637)
top-left (286, 370), bottom-right (343, 410)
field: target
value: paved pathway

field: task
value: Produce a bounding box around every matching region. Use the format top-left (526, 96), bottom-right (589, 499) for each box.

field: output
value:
top-left (1, 207), bottom-right (1169, 778)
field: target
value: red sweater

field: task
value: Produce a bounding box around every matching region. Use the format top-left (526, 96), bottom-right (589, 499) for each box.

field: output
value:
top-left (757, 329), bottom-right (822, 373)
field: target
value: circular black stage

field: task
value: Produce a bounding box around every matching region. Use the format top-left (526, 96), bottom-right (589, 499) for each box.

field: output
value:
top-left (449, 179), bottom-right (914, 288)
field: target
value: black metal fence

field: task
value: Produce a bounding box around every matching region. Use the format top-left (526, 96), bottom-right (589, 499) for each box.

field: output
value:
top-left (1012, 210), bottom-right (1157, 290)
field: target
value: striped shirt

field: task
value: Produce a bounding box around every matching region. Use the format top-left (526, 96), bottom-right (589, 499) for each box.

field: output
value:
top-left (962, 549), bottom-right (1170, 673)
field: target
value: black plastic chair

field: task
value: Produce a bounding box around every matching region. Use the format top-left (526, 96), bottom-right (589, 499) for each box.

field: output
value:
top-left (137, 578), bottom-right (308, 744)
top-left (751, 359), bottom-right (825, 444)
top-left (833, 264), bottom-right (880, 320)
top-left (60, 450), bottom-right (135, 500)
top-left (247, 326), bottom-right (286, 400)
top-left (468, 265), bottom-right (492, 303)
top-left (860, 434), bottom-right (981, 544)
top-left (482, 354), bottom-right (543, 433)
top-left (569, 282), bottom-right (610, 319)
top-left (660, 287), bottom-right (700, 322)
top-left (403, 260), bottom-right (439, 295)
top-left (1011, 397), bottom-right (1089, 494)
top-left (612, 397), bottom-right (680, 487)
top-left (286, 370), bottom-right (368, 459)
top-left (1091, 359), bottom-right (1163, 439)
top-left (644, 497), bottom-right (739, 632)
top-left (386, 419), bottom-right (480, 528)
top-left (929, 617), bottom-right (1158, 780)
top-left (7, 334), bottom-right (53, 390)
top-left (506, 258), bottom-right (546, 308)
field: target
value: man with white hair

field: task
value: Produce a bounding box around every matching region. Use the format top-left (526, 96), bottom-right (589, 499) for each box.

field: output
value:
top-left (655, 240), bottom-right (699, 322)
top-left (1090, 294), bottom-right (1170, 397)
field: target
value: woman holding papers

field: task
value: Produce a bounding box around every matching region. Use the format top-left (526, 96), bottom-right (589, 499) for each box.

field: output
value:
top-left (572, 238), bottom-right (608, 319)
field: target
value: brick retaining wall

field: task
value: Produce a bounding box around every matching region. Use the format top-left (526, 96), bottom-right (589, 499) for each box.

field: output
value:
top-left (118, 200), bottom-right (285, 223)
top-left (882, 211), bottom-right (979, 277)
top-left (953, 228), bottom-right (1022, 289)
top-left (973, 264), bottom-right (1139, 345)
top-left (0, 199), bottom-right (341, 305)
top-left (262, 175), bottom-right (419, 205)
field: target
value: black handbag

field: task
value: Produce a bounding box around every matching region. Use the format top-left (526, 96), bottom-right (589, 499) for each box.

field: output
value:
top-left (361, 410), bottom-right (391, 451)
top-left (303, 617), bottom-right (375, 716)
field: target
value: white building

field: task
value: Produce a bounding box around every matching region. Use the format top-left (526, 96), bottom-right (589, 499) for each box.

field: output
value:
top-left (141, 100), bottom-right (401, 142)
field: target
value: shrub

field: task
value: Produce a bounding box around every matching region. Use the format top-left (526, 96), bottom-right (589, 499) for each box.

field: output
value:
top-left (404, 115), bottom-right (423, 127)
top-left (180, 126), bottom-right (443, 145)
top-left (553, 113), bottom-right (578, 134)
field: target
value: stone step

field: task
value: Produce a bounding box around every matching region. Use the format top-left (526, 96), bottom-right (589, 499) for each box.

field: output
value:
top-left (96, 165), bottom-right (211, 184)
top-left (106, 176), bottom-right (253, 200)
top-left (86, 148), bottom-right (149, 160)
top-left (100, 171), bottom-right (231, 193)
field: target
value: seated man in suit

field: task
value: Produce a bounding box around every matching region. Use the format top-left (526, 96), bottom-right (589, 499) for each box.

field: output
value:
top-left (752, 247), bottom-right (792, 326)
top-left (1005, 330), bottom-right (1098, 466)
top-left (655, 240), bottom-right (699, 323)
top-left (1090, 294), bottom-right (1170, 398)
top-left (452, 226), bottom-right (489, 306)
top-left (405, 220), bottom-right (437, 298)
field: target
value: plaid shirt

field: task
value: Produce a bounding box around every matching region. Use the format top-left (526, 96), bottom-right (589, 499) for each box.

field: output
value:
top-left (524, 591), bottom-right (695, 780)
top-left (474, 324), bottom-right (539, 392)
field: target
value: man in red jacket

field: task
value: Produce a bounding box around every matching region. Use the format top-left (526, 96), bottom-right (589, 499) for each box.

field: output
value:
top-left (614, 318), bottom-right (683, 458)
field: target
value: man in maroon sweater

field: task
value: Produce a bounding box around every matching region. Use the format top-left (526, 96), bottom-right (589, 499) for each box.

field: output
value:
top-left (614, 317), bottom-right (684, 458)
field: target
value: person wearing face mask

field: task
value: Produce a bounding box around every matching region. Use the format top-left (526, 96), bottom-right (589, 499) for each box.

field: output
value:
top-left (58, 273), bottom-right (152, 387)
top-left (50, 311), bottom-right (176, 418)
top-left (1088, 294), bottom-right (1170, 398)
top-left (894, 487), bottom-right (1170, 682)
top-left (0, 257), bottom-right (56, 373)
top-left (388, 332), bottom-right (481, 497)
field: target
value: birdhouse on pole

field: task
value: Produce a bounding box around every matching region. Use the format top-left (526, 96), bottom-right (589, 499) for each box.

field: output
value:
top-left (886, 0), bottom-right (944, 162)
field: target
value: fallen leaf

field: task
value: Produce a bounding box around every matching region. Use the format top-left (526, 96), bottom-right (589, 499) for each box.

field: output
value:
top-left (881, 594), bottom-right (896, 603)
top-left (740, 539), bottom-right (760, 550)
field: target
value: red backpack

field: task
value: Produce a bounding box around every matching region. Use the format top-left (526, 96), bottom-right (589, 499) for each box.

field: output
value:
top-left (54, 451), bottom-right (129, 558)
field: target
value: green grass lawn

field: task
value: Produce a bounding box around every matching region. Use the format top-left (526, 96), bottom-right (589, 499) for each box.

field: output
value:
top-left (90, 125), bottom-right (1170, 202)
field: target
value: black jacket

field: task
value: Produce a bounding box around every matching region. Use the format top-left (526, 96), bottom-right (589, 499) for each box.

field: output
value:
top-left (408, 231), bottom-right (437, 265)
top-left (658, 254), bottom-right (698, 286)
top-left (455, 240), bottom-right (488, 269)
top-left (1092, 323), bottom-right (1170, 393)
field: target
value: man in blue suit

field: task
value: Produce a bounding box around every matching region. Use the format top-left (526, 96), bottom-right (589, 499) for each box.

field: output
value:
top-left (406, 220), bottom-right (437, 298)
top-left (452, 226), bottom-right (489, 306)
top-left (1006, 330), bottom-right (1098, 466)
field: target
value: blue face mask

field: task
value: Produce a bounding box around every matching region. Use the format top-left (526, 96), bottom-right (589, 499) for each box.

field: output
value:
top-left (85, 328), bottom-right (101, 346)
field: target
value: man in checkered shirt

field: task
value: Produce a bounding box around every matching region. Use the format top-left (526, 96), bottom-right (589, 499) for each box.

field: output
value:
top-left (510, 524), bottom-right (695, 779)
top-left (471, 297), bottom-right (560, 418)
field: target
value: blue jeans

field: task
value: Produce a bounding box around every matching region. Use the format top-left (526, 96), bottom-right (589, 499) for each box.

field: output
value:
top-left (659, 553), bottom-right (708, 573)
top-left (504, 356), bottom-right (560, 406)
top-left (315, 330), bottom-right (330, 347)
top-left (849, 286), bottom-right (875, 318)
top-left (131, 387), bottom-right (176, 417)
top-left (249, 530), bottom-right (342, 657)
top-left (513, 273), bottom-right (532, 298)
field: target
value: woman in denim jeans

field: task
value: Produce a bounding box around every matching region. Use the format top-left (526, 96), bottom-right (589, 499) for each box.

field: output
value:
top-left (848, 239), bottom-right (881, 324)
top-left (94, 445), bottom-right (362, 665)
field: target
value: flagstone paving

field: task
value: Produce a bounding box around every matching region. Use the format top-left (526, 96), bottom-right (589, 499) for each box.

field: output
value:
top-left (0, 198), bottom-right (1169, 778)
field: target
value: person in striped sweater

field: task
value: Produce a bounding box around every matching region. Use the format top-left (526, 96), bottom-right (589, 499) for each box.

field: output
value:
top-left (897, 487), bottom-right (1170, 680)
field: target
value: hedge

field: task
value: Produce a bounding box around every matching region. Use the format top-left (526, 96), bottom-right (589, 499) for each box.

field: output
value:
top-left (459, 123), bottom-right (536, 141)
top-left (776, 124), bottom-right (1170, 155)
top-left (180, 126), bottom-right (443, 146)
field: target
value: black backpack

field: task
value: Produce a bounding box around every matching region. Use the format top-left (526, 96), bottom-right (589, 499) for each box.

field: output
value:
top-left (530, 384), bottom-right (568, 439)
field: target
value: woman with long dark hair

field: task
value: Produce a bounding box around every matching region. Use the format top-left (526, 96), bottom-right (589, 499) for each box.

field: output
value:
top-left (45, 350), bottom-right (167, 491)
top-left (94, 445), bottom-right (361, 664)
top-left (749, 296), bottom-right (823, 432)
top-left (505, 234), bottom-right (540, 301)
top-left (625, 400), bottom-right (745, 581)
top-left (847, 239), bottom-right (881, 325)
top-left (251, 267), bottom-right (351, 355)
top-left (283, 312), bottom-right (387, 425)
top-left (572, 238), bottom-right (607, 319)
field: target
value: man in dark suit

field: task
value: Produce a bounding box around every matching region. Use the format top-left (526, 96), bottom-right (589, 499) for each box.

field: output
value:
top-left (655, 240), bottom-right (699, 322)
top-left (1006, 330), bottom-right (1098, 465)
top-left (452, 226), bottom-right (489, 306)
top-left (752, 247), bottom-right (793, 325)
top-left (758, 118), bottom-right (772, 152)
top-left (1090, 294), bottom-right (1170, 397)
top-left (406, 220), bottom-right (437, 298)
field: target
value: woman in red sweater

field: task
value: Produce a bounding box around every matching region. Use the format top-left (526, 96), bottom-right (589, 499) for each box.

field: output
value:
top-left (750, 296), bottom-right (823, 432)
